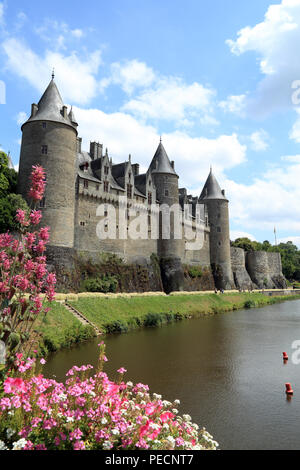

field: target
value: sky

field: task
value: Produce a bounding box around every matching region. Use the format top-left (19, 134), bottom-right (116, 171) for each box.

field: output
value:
top-left (0, 0), bottom-right (300, 246)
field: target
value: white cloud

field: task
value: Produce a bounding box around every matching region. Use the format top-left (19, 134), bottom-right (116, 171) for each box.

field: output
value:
top-left (16, 111), bottom-right (27, 126)
top-left (230, 231), bottom-right (256, 242)
top-left (225, 159), bottom-right (300, 236)
top-left (226, 0), bottom-right (300, 116)
top-left (281, 154), bottom-right (300, 162)
top-left (74, 106), bottom-right (246, 188)
top-left (122, 77), bottom-right (215, 123)
top-left (249, 129), bottom-right (270, 151)
top-left (218, 94), bottom-right (247, 116)
top-left (2, 38), bottom-right (103, 105)
top-left (279, 236), bottom-right (300, 248)
top-left (101, 60), bottom-right (156, 94)
top-left (35, 20), bottom-right (85, 50)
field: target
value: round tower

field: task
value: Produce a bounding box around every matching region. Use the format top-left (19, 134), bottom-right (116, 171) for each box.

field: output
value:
top-left (149, 140), bottom-right (184, 293)
top-left (149, 139), bottom-right (181, 258)
top-left (200, 168), bottom-right (234, 290)
top-left (18, 76), bottom-right (78, 249)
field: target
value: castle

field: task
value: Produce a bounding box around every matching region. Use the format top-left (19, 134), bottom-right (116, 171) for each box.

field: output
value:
top-left (18, 76), bottom-right (286, 292)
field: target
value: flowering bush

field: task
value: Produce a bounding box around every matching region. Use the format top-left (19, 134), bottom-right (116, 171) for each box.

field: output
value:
top-left (0, 165), bottom-right (56, 367)
top-left (0, 343), bottom-right (218, 450)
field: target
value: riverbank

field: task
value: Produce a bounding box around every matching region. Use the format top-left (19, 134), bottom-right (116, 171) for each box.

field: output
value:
top-left (34, 291), bottom-right (300, 356)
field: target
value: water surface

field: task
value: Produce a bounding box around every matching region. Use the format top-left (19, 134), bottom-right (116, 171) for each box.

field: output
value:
top-left (44, 300), bottom-right (300, 450)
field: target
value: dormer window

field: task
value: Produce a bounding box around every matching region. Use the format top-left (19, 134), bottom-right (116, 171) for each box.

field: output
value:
top-left (42, 122), bottom-right (47, 129)
top-left (41, 145), bottom-right (48, 155)
top-left (128, 172), bottom-right (131, 181)
top-left (148, 192), bottom-right (152, 205)
top-left (104, 165), bottom-right (109, 175)
top-left (104, 181), bottom-right (109, 192)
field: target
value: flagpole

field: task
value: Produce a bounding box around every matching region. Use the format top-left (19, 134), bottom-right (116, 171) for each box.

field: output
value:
top-left (274, 226), bottom-right (278, 247)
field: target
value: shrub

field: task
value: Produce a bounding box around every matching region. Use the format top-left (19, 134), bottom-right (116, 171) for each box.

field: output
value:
top-left (81, 275), bottom-right (118, 293)
top-left (188, 266), bottom-right (203, 279)
top-left (244, 300), bottom-right (256, 309)
top-left (144, 312), bottom-right (163, 328)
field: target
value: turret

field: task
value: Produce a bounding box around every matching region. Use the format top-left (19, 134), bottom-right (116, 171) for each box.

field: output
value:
top-left (149, 140), bottom-right (184, 293)
top-left (200, 168), bottom-right (234, 290)
top-left (18, 74), bottom-right (77, 249)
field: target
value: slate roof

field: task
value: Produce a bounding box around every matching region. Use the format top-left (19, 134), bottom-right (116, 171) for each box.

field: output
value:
top-left (199, 168), bottom-right (227, 201)
top-left (149, 141), bottom-right (178, 176)
top-left (23, 78), bottom-right (76, 129)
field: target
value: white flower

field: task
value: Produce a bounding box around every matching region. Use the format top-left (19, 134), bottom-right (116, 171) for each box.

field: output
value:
top-left (12, 438), bottom-right (27, 450)
top-left (7, 411), bottom-right (14, 416)
top-left (101, 417), bottom-right (108, 425)
top-left (153, 393), bottom-right (162, 400)
top-left (66, 416), bottom-right (74, 423)
top-left (174, 399), bottom-right (180, 406)
top-left (89, 391), bottom-right (96, 397)
top-left (111, 428), bottom-right (119, 435)
top-left (166, 436), bottom-right (175, 446)
top-left (102, 440), bottom-right (112, 450)
top-left (0, 440), bottom-right (7, 450)
top-left (183, 414), bottom-right (191, 422)
top-left (162, 400), bottom-right (171, 407)
top-left (58, 393), bottom-right (67, 401)
top-left (172, 409), bottom-right (178, 414)
top-left (162, 423), bottom-right (169, 430)
top-left (126, 381), bottom-right (133, 387)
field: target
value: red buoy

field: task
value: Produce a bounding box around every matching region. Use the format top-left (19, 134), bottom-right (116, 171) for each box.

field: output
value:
top-left (285, 383), bottom-right (294, 395)
top-left (283, 352), bottom-right (289, 360)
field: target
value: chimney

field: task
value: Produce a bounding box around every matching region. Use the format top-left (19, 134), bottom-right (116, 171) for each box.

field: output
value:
top-left (62, 106), bottom-right (68, 119)
top-left (132, 164), bottom-right (140, 176)
top-left (222, 189), bottom-right (225, 196)
top-left (171, 161), bottom-right (175, 169)
top-left (90, 142), bottom-right (97, 160)
top-left (77, 137), bottom-right (82, 153)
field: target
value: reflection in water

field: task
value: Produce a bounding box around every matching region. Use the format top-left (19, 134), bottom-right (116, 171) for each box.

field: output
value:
top-left (44, 300), bottom-right (300, 450)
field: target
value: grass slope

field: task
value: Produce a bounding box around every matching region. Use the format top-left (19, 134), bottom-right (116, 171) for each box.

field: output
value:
top-left (69, 292), bottom-right (300, 335)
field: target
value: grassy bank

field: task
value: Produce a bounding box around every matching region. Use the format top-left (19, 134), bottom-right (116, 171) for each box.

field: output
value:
top-left (34, 301), bottom-right (95, 356)
top-left (68, 292), bottom-right (300, 335)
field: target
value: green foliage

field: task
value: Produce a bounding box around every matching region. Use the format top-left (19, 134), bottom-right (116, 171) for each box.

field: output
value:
top-left (244, 300), bottom-right (256, 309)
top-left (187, 265), bottom-right (203, 279)
top-left (0, 151), bottom-right (28, 233)
top-left (143, 312), bottom-right (163, 328)
top-left (232, 237), bottom-right (300, 281)
top-left (81, 274), bottom-right (118, 293)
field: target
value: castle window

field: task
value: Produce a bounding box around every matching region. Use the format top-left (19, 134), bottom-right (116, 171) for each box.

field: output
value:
top-left (165, 189), bottom-right (169, 197)
top-left (42, 122), bottom-right (47, 129)
top-left (127, 184), bottom-right (132, 199)
top-left (41, 145), bottom-right (48, 155)
top-left (104, 181), bottom-right (109, 192)
top-left (218, 241), bottom-right (222, 247)
top-left (96, 184), bottom-right (99, 190)
top-left (217, 226), bottom-right (221, 233)
top-left (84, 180), bottom-right (88, 189)
top-left (148, 192), bottom-right (152, 205)
top-left (80, 221), bottom-right (85, 226)
top-left (104, 204), bottom-right (108, 217)
top-left (104, 165), bottom-right (109, 175)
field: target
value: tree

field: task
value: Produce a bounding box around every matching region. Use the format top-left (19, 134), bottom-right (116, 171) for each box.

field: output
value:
top-left (0, 151), bottom-right (28, 233)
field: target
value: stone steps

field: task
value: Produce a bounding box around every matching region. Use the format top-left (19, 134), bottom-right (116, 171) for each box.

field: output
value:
top-left (64, 302), bottom-right (102, 336)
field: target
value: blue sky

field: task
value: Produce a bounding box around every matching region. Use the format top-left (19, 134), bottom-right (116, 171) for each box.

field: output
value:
top-left (1, 0), bottom-right (300, 246)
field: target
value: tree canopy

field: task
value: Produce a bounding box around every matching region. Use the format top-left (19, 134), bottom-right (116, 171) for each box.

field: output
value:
top-left (0, 151), bottom-right (29, 233)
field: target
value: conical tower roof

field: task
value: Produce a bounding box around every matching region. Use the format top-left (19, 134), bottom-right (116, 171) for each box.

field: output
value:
top-left (199, 168), bottom-right (227, 201)
top-left (149, 140), bottom-right (178, 176)
top-left (23, 77), bottom-right (76, 130)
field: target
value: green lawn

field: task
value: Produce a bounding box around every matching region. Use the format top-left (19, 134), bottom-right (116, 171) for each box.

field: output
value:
top-left (34, 301), bottom-right (95, 355)
top-left (69, 292), bottom-right (300, 334)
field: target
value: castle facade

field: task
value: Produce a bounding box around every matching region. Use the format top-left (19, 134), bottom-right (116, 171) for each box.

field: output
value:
top-left (18, 77), bottom-right (286, 291)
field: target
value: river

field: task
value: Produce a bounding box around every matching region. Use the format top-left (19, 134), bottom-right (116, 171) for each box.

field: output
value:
top-left (43, 299), bottom-right (300, 450)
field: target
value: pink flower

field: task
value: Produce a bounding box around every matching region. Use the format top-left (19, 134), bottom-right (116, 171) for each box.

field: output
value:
top-left (159, 411), bottom-right (174, 423)
top-left (40, 358), bottom-right (46, 365)
top-left (16, 209), bottom-right (29, 226)
top-left (30, 210), bottom-right (42, 225)
top-left (73, 440), bottom-right (85, 450)
top-left (4, 377), bottom-right (27, 394)
top-left (117, 367), bottom-right (127, 374)
top-left (39, 227), bottom-right (50, 241)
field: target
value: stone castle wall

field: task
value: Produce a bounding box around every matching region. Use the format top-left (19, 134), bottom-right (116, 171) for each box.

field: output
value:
top-left (230, 247), bottom-right (254, 289)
